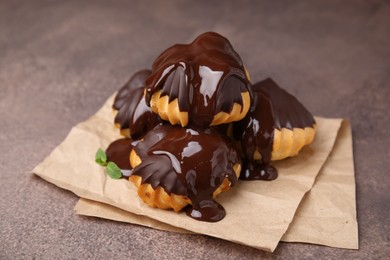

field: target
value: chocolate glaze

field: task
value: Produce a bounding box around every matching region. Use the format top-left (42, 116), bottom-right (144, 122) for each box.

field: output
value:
top-left (105, 138), bottom-right (136, 178)
top-left (233, 78), bottom-right (316, 181)
top-left (145, 32), bottom-right (251, 127)
top-left (108, 34), bottom-right (316, 221)
top-left (132, 124), bottom-right (241, 222)
top-left (113, 69), bottom-right (161, 140)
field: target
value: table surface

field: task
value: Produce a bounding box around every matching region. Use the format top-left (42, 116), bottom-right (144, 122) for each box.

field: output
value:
top-left (1, 0), bottom-right (389, 259)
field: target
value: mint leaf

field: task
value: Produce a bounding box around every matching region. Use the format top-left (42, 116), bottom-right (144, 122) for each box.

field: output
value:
top-left (95, 149), bottom-right (121, 179)
top-left (95, 148), bottom-right (108, 166)
top-left (106, 162), bottom-right (122, 179)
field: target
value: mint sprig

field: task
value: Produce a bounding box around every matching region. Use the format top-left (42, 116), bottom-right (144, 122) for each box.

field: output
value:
top-left (106, 162), bottom-right (122, 179)
top-left (95, 148), bottom-right (108, 166)
top-left (95, 148), bottom-right (122, 179)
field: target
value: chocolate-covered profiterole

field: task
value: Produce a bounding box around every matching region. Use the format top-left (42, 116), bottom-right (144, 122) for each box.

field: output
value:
top-left (132, 124), bottom-right (241, 222)
top-left (233, 78), bottom-right (316, 181)
top-left (105, 138), bottom-right (137, 178)
top-left (100, 33), bottom-right (318, 222)
top-left (145, 32), bottom-right (252, 127)
top-left (113, 69), bottom-right (161, 140)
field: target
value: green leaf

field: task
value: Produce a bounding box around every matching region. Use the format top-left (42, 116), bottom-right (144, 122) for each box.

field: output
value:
top-left (106, 162), bottom-right (122, 179)
top-left (95, 148), bottom-right (108, 166)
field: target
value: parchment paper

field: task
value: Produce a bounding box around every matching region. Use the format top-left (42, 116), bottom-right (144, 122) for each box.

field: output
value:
top-left (33, 95), bottom-right (343, 252)
top-left (74, 121), bottom-right (358, 250)
top-left (281, 120), bottom-right (358, 249)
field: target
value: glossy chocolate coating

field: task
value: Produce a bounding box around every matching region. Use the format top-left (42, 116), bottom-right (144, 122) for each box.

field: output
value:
top-left (132, 124), bottom-right (240, 222)
top-left (144, 32), bottom-right (251, 127)
top-left (233, 78), bottom-right (316, 181)
top-left (113, 69), bottom-right (161, 140)
top-left (105, 138), bottom-right (136, 178)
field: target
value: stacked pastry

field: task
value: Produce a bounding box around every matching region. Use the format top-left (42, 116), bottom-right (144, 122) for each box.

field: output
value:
top-left (104, 32), bottom-right (317, 222)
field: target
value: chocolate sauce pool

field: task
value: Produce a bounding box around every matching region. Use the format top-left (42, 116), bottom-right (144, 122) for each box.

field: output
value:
top-left (105, 138), bottom-right (135, 178)
top-left (145, 32), bottom-right (251, 127)
top-left (233, 78), bottom-right (316, 181)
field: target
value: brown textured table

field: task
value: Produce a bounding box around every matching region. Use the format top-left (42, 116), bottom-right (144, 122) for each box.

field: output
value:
top-left (1, 0), bottom-right (389, 258)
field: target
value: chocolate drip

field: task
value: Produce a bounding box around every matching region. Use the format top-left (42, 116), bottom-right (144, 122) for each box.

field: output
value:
top-left (145, 32), bottom-right (251, 127)
top-left (113, 69), bottom-right (161, 140)
top-left (132, 124), bottom-right (240, 222)
top-left (105, 138), bottom-right (136, 178)
top-left (233, 78), bottom-right (316, 181)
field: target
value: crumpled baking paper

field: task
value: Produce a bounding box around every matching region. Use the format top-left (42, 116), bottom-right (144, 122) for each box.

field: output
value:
top-left (33, 95), bottom-right (358, 252)
top-left (74, 121), bottom-right (358, 249)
